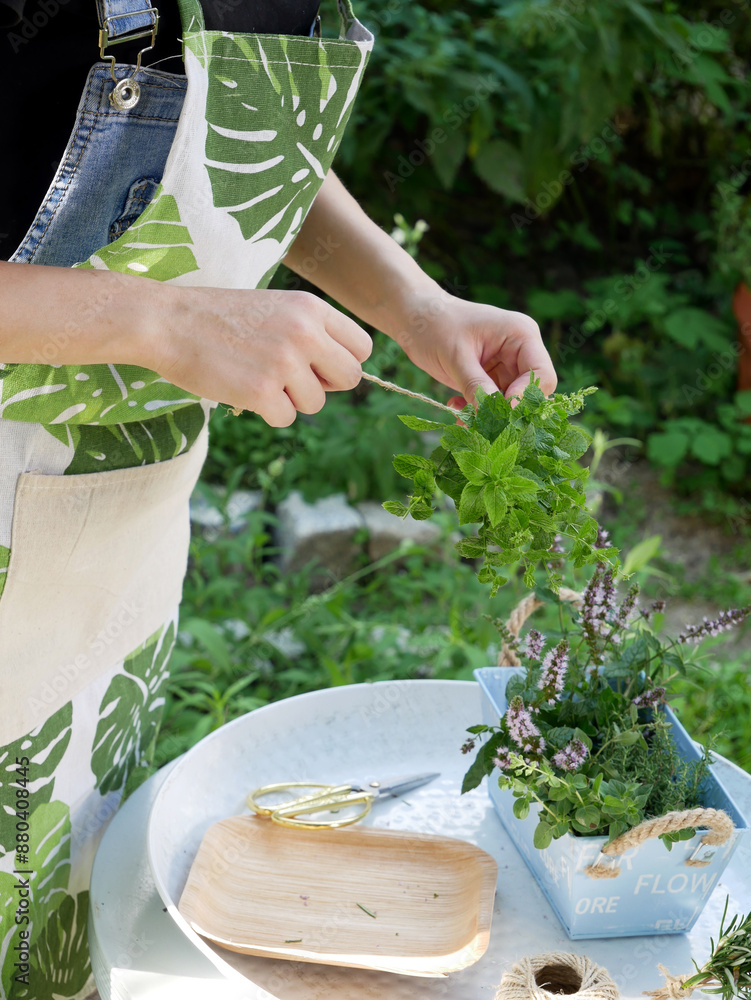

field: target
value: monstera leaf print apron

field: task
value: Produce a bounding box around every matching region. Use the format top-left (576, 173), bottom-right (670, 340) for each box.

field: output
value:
top-left (0, 1), bottom-right (372, 995)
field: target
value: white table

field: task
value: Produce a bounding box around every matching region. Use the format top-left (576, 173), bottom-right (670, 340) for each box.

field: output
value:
top-left (89, 680), bottom-right (751, 1000)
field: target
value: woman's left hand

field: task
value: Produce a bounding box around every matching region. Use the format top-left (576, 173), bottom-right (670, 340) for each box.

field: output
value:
top-left (394, 292), bottom-right (557, 408)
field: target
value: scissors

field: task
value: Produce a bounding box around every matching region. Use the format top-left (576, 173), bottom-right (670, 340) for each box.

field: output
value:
top-left (246, 772), bottom-right (440, 830)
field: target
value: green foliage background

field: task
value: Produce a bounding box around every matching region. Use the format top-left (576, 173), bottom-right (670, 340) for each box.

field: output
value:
top-left (206, 0), bottom-right (751, 509)
top-left (331, 0), bottom-right (751, 507)
top-left (160, 0), bottom-right (751, 773)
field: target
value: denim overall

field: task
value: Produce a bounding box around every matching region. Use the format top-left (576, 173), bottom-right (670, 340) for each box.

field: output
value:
top-left (0, 0), bottom-right (372, 995)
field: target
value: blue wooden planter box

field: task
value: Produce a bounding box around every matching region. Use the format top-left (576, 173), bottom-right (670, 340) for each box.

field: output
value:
top-left (475, 666), bottom-right (749, 940)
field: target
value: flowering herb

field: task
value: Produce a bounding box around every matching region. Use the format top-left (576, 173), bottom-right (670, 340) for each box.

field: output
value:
top-left (383, 377), bottom-right (618, 594)
top-left (462, 568), bottom-right (750, 850)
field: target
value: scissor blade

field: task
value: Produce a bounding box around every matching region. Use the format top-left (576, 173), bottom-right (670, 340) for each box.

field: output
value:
top-left (356, 772), bottom-right (441, 800)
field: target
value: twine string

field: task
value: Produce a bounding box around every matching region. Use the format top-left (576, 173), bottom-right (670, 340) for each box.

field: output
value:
top-left (643, 965), bottom-right (694, 1000)
top-left (586, 807), bottom-right (734, 879)
top-left (228, 371), bottom-right (459, 418)
top-left (360, 371), bottom-right (461, 414)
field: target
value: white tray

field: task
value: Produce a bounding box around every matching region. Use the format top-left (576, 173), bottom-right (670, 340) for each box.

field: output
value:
top-left (135, 679), bottom-right (751, 999)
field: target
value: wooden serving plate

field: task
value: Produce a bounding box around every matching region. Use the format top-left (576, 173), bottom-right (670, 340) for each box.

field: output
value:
top-left (178, 815), bottom-right (498, 977)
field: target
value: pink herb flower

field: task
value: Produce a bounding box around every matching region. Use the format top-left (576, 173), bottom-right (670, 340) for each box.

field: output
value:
top-left (642, 599), bottom-right (667, 622)
top-left (537, 639), bottom-right (569, 703)
top-left (546, 534), bottom-right (565, 570)
top-left (551, 739), bottom-right (589, 772)
top-left (616, 585), bottom-right (639, 626)
top-left (678, 607), bottom-right (750, 644)
top-left (525, 629), bottom-right (546, 661)
top-left (505, 696), bottom-right (546, 754)
top-left (632, 686), bottom-right (666, 708)
top-left (492, 747), bottom-right (514, 771)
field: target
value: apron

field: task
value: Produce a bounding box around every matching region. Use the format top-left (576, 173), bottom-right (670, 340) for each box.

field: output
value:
top-left (0, 1), bottom-right (373, 995)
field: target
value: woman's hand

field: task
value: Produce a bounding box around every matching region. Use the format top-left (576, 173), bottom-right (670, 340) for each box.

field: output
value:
top-left (143, 285), bottom-right (372, 426)
top-left (281, 174), bottom-right (556, 408)
top-left (0, 263), bottom-right (372, 427)
top-left (394, 291), bottom-right (557, 408)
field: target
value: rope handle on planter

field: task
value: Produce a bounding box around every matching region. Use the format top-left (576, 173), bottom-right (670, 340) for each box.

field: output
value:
top-left (498, 589), bottom-right (582, 666)
top-left (585, 808), bottom-right (735, 879)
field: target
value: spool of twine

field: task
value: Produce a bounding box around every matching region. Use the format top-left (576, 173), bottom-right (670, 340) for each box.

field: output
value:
top-left (495, 952), bottom-right (619, 1000)
top-left (499, 589), bottom-right (582, 666)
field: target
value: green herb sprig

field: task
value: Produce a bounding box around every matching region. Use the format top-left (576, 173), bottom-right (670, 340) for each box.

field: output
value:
top-left (384, 377), bottom-right (617, 593)
top-left (647, 899), bottom-right (751, 1000)
top-left (681, 901), bottom-right (751, 999)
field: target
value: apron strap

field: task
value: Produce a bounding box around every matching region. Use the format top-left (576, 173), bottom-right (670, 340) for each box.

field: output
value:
top-left (96, 0), bottom-right (158, 42)
top-left (176, 0), bottom-right (358, 40)
top-left (336, 0), bottom-right (357, 35)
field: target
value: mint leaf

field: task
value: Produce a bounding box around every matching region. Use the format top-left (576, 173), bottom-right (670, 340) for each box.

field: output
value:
top-left (384, 374), bottom-right (614, 592)
top-left (521, 381), bottom-right (547, 408)
top-left (488, 440), bottom-right (519, 478)
top-left (397, 414), bottom-right (449, 431)
top-left (382, 500), bottom-right (409, 518)
top-left (458, 482), bottom-right (485, 524)
top-left (483, 482), bottom-right (508, 526)
top-left (456, 535), bottom-right (484, 558)
top-left (504, 475), bottom-right (541, 495)
top-left (513, 797), bottom-right (530, 820)
top-left (454, 450), bottom-right (492, 485)
top-left (392, 454), bottom-right (434, 479)
top-left (533, 821), bottom-right (553, 850)
top-left (409, 501), bottom-right (435, 521)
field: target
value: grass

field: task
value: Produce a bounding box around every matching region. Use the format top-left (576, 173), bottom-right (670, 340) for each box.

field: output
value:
top-left (672, 654), bottom-right (751, 773)
top-left (154, 501), bottom-right (519, 767)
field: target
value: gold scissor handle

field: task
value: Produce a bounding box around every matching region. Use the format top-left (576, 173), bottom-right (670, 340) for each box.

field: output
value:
top-left (247, 782), bottom-right (374, 830)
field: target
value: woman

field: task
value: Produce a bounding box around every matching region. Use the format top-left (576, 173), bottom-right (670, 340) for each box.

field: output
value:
top-left (0, 1), bottom-right (555, 996)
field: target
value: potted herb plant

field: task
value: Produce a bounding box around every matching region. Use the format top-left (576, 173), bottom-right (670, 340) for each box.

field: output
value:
top-left (462, 576), bottom-right (750, 939)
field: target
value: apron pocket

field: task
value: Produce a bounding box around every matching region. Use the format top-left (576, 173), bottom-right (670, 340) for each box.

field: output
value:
top-left (108, 176), bottom-right (161, 242)
top-left (0, 428), bottom-right (208, 745)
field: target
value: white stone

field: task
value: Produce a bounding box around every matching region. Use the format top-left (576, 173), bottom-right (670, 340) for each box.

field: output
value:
top-left (274, 491), bottom-right (365, 577)
top-left (190, 488), bottom-right (263, 536)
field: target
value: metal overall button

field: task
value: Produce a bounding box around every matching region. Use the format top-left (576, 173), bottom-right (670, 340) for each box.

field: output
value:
top-left (110, 78), bottom-right (141, 110)
top-left (98, 6), bottom-right (160, 111)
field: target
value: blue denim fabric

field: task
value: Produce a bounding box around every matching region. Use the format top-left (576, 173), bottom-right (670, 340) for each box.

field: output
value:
top-left (12, 62), bottom-right (186, 268)
top-left (96, 0), bottom-right (158, 41)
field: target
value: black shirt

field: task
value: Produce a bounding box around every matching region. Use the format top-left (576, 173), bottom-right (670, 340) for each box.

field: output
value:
top-left (0, 0), bottom-right (320, 259)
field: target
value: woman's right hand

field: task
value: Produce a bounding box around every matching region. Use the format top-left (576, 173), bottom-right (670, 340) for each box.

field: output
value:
top-left (0, 262), bottom-right (371, 428)
top-left (144, 284), bottom-right (372, 426)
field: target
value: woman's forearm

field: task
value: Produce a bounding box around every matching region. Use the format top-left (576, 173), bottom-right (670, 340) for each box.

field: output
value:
top-left (0, 261), bottom-right (165, 367)
top-left (0, 260), bottom-right (371, 425)
top-left (284, 170), bottom-right (556, 403)
top-left (283, 170), bottom-right (442, 346)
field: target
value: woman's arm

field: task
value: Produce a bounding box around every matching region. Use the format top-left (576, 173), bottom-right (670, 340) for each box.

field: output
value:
top-left (284, 170), bottom-right (557, 403)
top-left (0, 260), bottom-right (371, 426)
